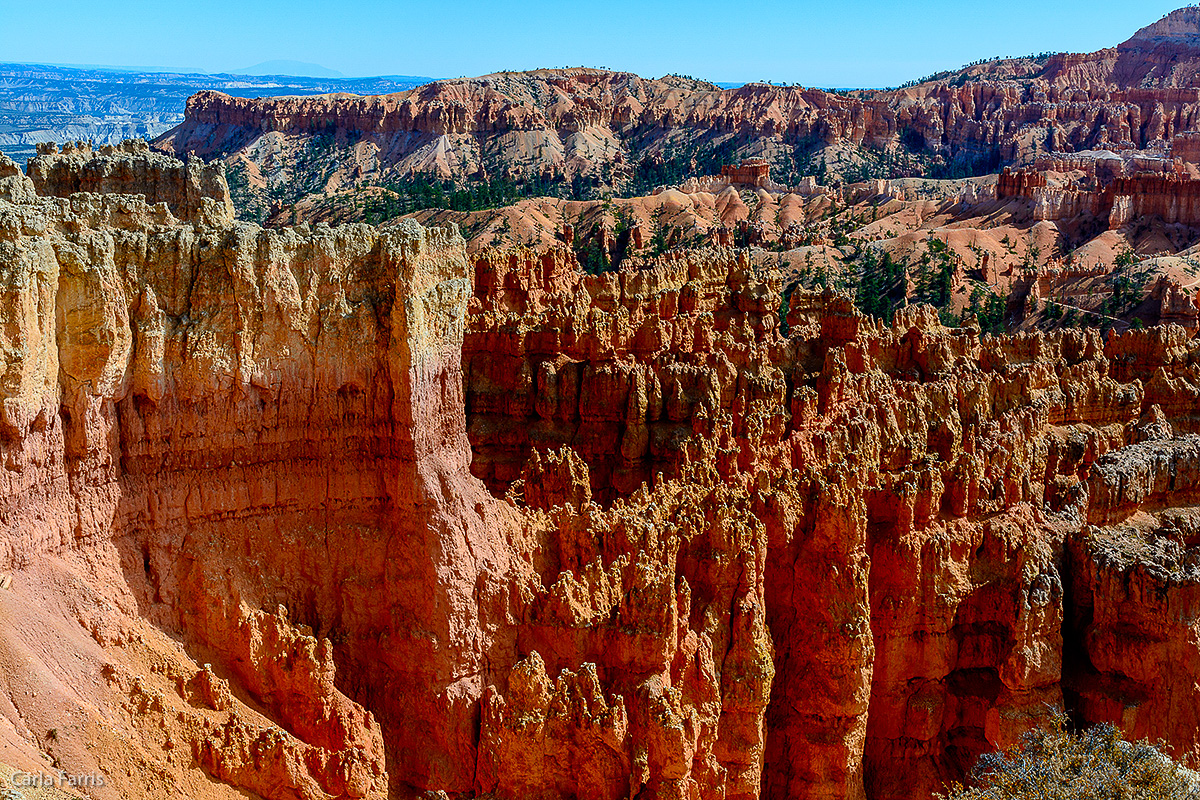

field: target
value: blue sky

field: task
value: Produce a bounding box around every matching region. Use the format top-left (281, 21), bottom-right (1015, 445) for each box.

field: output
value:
top-left (0, 0), bottom-right (1189, 87)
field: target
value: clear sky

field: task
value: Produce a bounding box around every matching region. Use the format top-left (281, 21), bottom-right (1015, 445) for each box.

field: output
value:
top-left (0, 0), bottom-right (1190, 87)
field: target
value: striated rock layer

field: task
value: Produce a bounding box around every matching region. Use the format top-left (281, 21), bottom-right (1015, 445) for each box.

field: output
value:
top-left (998, 163), bottom-right (1200, 228)
top-left (156, 65), bottom-right (1200, 185)
top-left (0, 147), bottom-right (771, 800)
top-left (2, 141), bottom-right (1200, 800)
top-left (463, 244), bottom-right (1200, 797)
top-left (151, 9), bottom-right (1200, 199)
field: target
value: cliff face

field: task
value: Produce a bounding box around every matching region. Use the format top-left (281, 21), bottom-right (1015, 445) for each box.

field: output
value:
top-left (156, 72), bottom-right (898, 195)
top-left (0, 143), bottom-right (501, 796)
top-left (162, 70), bottom-right (1200, 171)
top-left (1069, 432), bottom-right (1200, 762)
top-left (167, 74), bottom-right (896, 148)
top-left (0, 148), bottom-right (772, 800)
top-left (997, 163), bottom-right (1200, 228)
top-left (25, 139), bottom-right (234, 223)
top-left (463, 244), bottom-right (1200, 797)
top-left (5, 146), bottom-right (1200, 800)
top-left (160, 72), bottom-right (1200, 184)
top-left (998, 159), bottom-right (1200, 227)
top-left (150, 12), bottom-right (1200, 198)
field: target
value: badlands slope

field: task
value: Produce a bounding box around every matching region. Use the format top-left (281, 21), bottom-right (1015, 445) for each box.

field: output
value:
top-left (0, 136), bottom-right (1200, 800)
top-left (154, 7), bottom-right (1200, 217)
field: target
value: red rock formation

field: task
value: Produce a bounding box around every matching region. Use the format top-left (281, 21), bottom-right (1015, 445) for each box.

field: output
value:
top-left (721, 158), bottom-right (771, 187)
top-left (26, 139), bottom-right (234, 223)
top-left (1173, 130), bottom-right (1200, 162)
top-left (149, 11), bottom-right (1200, 199)
top-left (462, 238), bottom-right (1200, 798)
top-left (1104, 171), bottom-right (1200, 225)
top-left (156, 73), bottom-right (896, 202)
top-left (1068, 433), bottom-right (1200, 765)
top-left (997, 166), bottom-right (1046, 199)
top-left (997, 162), bottom-right (1200, 228)
top-left (1153, 276), bottom-right (1200, 328)
top-left (0, 149), bottom-right (772, 800)
top-left (7, 144), bottom-right (1200, 800)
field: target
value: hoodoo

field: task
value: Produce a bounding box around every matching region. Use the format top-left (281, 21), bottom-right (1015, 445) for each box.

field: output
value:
top-left (9, 5), bottom-right (1200, 800)
top-left (1, 141), bottom-right (1200, 799)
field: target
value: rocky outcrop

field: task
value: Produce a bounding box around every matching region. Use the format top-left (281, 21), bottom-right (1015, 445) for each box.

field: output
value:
top-left (1105, 172), bottom-right (1200, 225)
top-left (7, 130), bottom-right (1200, 800)
top-left (1068, 432), bottom-right (1200, 765)
top-left (0, 154), bottom-right (36, 203)
top-left (997, 166), bottom-right (1049, 202)
top-left (997, 163), bottom-right (1200, 227)
top-left (1085, 435), bottom-right (1200, 524)
top-left (463, 240), bottom-right (1200, 797)
top-left (155, 72), bottom-right (897, 190)
top-left (476, 472), bottom-right (775, 800)
top-left (25, 139), bottom-right (234, 223)
top-left (165, 75), bottom-right (896, 152)
top-left (148, 9), bottom-right (1200, 202)
top-left (0, 160), bottom-right (475, 797)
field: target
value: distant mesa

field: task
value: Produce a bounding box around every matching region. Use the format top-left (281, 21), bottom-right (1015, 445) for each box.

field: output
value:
top-left (38, 62), bottom-right (210, 75)
top-left (151, 2), bottom-right (1200, 223)
top-left (228, 60), bottom-right (346, 78)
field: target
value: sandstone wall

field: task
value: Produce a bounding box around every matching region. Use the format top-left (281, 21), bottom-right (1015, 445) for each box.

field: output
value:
top-left (0, 152), bottom-right (772, 800)
top-left (167, 78), bottom-right (895, 149)
top-left (464, 244), bottom-right (1200, 799)
top-left (5, 149), bottom-right (1200, 800)
top-left (25, 139), bottom-right (234, 223)
top-left (166, 76), bottom-right (1200, 167)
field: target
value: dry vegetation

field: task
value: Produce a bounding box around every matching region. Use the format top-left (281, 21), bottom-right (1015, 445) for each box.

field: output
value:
top-left (944, 712), bottom-right (1200, 800)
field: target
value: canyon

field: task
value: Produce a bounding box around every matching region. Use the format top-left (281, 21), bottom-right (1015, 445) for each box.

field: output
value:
top-left (1, 134), bottom-right (1200, 800)
top-left (149, 6), bottom-right (1200, 224)
top-left (9, 7), bottom-right (1200, 800)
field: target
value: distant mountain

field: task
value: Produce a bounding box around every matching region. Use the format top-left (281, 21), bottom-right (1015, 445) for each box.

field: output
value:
top-left (229, 60), bottom-right (346, 78)
top-left (41, 62), bottom-right (210, 75)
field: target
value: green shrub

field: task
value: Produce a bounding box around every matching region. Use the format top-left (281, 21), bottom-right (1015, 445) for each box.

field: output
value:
top-left (943, 712), bottom-right (1199, 800)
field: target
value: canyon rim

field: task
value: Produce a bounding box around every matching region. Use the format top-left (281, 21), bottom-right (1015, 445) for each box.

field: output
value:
top-left (4, 5), bottom-right (1200, 800)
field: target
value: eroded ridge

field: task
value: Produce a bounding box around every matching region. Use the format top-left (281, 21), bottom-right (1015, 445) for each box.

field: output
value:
top-left (464, 244), bottom-right (1200, 797)
top-left (0, 146), bottom-right (1199, 800)
top-left (0, 146), bottom-right (770, 800)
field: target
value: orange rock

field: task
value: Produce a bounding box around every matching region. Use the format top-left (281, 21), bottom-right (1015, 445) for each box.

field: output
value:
top-left (6, 137), bottom-right (1200, 800)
